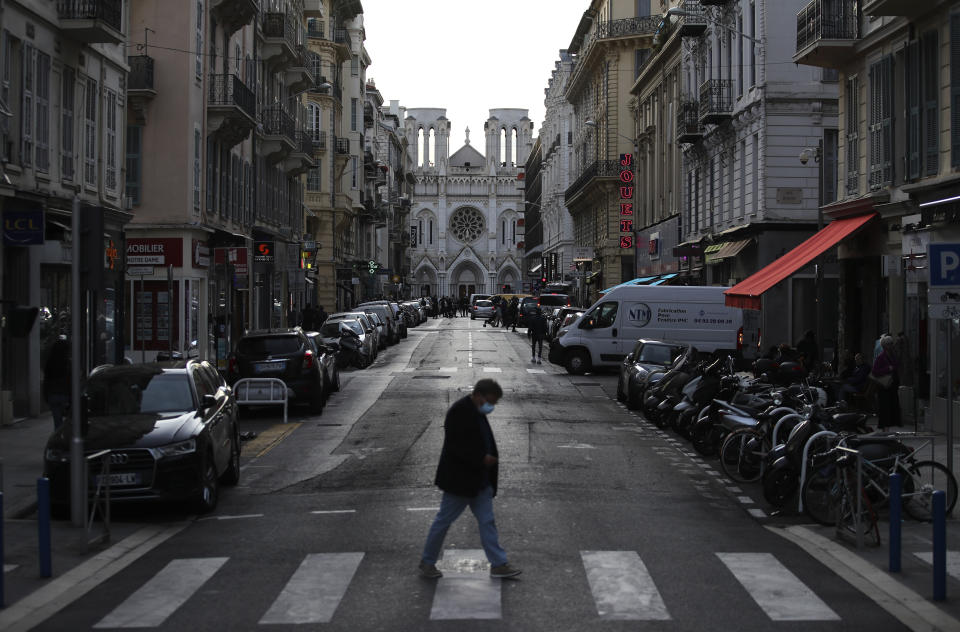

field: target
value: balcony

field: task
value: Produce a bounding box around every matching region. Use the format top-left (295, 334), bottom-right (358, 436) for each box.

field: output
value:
top-left (698, 79), bottom-right (733, 125)
top-left (285, 132), bottom-right (315, 176)
top-left (207, 74), bottom-right (256, 147)
top-left (312, 131), bottom-right (327, 151)
top-left (307, 18), bottom-right (326, 39)
top-left (794, 0), bottom-right (859, 69)
top-left (211, 0), bottom-right (258, 36)
top-left (285, 46), bottom-right (314, 93)
top-left (261, 12), bottom-right (298, 68)
top-left (564, 160), bottom-right (621, 205)
top-left (335, 137), bottom-right (351, 155)
top-left (675, 1), bottom-right (707, 38)
top-left (127, 55), bottom-right (155, 95)
top-left (364, 102), bottom-right (374, 125)
top-left (259, 105), bottom-right (297, 163)
top-left (676, 100), bottom-right (703, 144)
top-left (56, 0), bottom-right (123, 44)
top-left (699, 0), bottom-right (732, 5)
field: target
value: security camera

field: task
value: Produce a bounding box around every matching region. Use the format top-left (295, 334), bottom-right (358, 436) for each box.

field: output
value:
top-left (799, 149), bottom-right (811, 165)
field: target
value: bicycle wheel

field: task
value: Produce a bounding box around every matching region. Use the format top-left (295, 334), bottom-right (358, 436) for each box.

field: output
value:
top-left (903, 461), bottom-right (959, 521)
top-left (801, 465), bottom-right (841, 526)
top-left (719, 428), bottom-right (764, 483)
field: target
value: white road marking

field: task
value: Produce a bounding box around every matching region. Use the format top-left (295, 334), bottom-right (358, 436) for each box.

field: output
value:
top-left (717, 552), bottom-right (839, 621)
top-left (747, 508), bottom-right (768, 518)
top-left (93, 557), bottom-right (228, 628)
top-left (406, 507), bottom-right (440, 512)
top-left (526, 369), bottom-right (546, 374)
top-left (439, 367), bottom-right (459, 373)
top-left (737, 496), bottom-right (754, 504)
top-left (401, 367), bottom-right (416, 372)
top-left (558, 443), bottom-right (597, 449)
top-left (259, 552), bottom-right (364, 624)
top-left (726, 486), bottom-right (743, 493)
top-left (430, 549), bottom-right (501, 620)
top-left (310, 509), bottom-right (357, 515)
top-left (4, 564), bottom-right (18, 573)
top-left (581, 550), bottom-right (670, 620)
top-left (913, 552), bottom-right (960, 580)
top-left (197, 513), bottom-right (263, 521)
top-left (483, 367), bottom-right (502, 373)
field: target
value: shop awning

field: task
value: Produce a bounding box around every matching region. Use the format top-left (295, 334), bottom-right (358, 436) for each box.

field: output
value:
top-left (529, 263), bottom-right (542, 274)
top-left (649, 273), bottom-right (678, 286)
top-left (706, 239), bottom-right (753, 264)
top-left (598, 276), bottom-right (658, 294)
top-left (724, 213), bottom-right (876, 310)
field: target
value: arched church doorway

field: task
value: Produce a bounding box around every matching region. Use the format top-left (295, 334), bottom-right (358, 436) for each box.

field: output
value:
top-left (451, 265), bottom-right (482, 299)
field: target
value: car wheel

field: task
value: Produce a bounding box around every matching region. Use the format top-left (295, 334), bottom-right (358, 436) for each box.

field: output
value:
top-left (220, 429), bottom-right (241, 486)
top-left (194, 449), bottom-right (220, 513)
top-left (565, 350), bottom-right (589, 375)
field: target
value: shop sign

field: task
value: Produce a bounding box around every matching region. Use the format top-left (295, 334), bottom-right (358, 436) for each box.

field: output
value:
top-left (128, 265), bottom-right (154, 276)
top-left (192, 240), bottom-right (210, 268)
top-left (254, 240), bottom-right (275, 263)
top-left (573, 247), bottom-right (595, 262)
top-left (214, 246), bottom-right (248, 275)
top-left (618, 153), bottom-right (634, 249)
top-left (127, 238), bottom-right (183, 267)
top-left (302, 240), bottom-right (316, 251)
top-left (648, 232), bottom-right (660, 260)
top-left (3, 207), bottom-right (44, 245)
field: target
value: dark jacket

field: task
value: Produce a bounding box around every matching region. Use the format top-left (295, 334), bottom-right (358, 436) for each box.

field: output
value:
top-left (529, 313), bottom-right (548, 339)
top-left (434, 395), bottom-right (499, 497)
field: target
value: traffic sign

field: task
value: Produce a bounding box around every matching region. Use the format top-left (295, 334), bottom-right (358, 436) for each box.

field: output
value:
top-left (929, 303), bottom-right (960, 320)
top-left (127, 266), bottom-right (154, 276)
top-left (928, 243), bottom-right (960, 287)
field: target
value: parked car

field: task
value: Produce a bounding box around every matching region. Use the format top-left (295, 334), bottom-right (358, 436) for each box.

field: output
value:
top-left (324, 314), bottom-right (377, 367)
top-left (359, 309), bottom-right (388, 350)
top-left (547, 307), bottom-right (585, 340)
top-left (356, 302), bottom-right (400, 344)
top-left (617, 339), bottom-right (691, 410)
top-left (44, 360), bottom-right (240, 515)
top-left (304, 331), bottom-right (341, 397)
top-left (471, 299), bottom-right (495, 320)
top-left (517, 296), bottom-right (540, 328)
top-left (228, 329), bottom-right (327, 412)
top-left (537, 293), bottom-right (573, 308)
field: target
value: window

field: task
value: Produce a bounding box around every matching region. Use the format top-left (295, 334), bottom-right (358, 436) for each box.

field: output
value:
top-left (590, 302), bottom-right (618, 328)
top-left (307, 166), bottom-right (322, 191)
top-left (351, 97), bottom-right (357, 131)
top-left (351, 54), bottom-right (359, 76)
top-left (823, 129), bottom-right (839, 204)
top-left (195, 1), bottom-right (203, 77)
top-left (868, 57), bottom-right (894, 190)
top-left (429, 219), bottom-right (433, 245)
top-left (231, 154), bottom-right (240, 221)
top-left (126, 125), bottom-right (142, 205)
top-left (1, 31), bottom-right (13, 163)
top-left (922, 30), bottom-right (939, 177)
top-left (418, 218), bottom-right (423, 245)
top-left (206, 136), bottom-right (215, 213)
top-left (737, 14), bottom-right (744, 97)
top-left (501, 219), bottom-right (505, 244)
top-left (752, 134), bottom-right (759, 214)
top-left (84, 77), bottom-right (97, 185)
top-left (35, 51), bottom-right (50, 172)
top-left (351, 156), bottom-right (357, 188)
top-left (822, 68), bottom-right (839, 82)
top-left (637, 0), bottom-right (650, 16)
top-left (193, 129), bottom-right (201, 208)
top-left (308, 103), bottom-right (322, 141)
top-left (845, 76), bottom-right (859, 195)
top-left (634, 49), bottom-right (650, 79)
top-left (749, 2), bottom-right (756, 87)
top-left (21, 43), bottom-right (33, 167)
top-left (104, 89), bottom-right (117, 190)
top-left (61, 67), bottom-right (74, 180)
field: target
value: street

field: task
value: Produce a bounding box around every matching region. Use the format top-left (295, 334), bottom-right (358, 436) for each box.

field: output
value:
top-left (29, 319), bottom-right (908, 631)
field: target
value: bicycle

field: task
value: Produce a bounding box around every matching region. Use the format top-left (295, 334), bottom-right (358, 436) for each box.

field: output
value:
top-left (831, 447), bottom-right (882, 546)
top-left (802, 434), bottom-right (958, 525)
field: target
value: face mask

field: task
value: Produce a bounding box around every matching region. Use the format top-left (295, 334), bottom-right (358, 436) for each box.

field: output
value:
top-left (477, 402), bottom-right (495, 415)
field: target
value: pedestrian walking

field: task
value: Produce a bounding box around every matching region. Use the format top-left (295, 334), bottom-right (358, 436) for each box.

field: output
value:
top-left (871, 335), bottom-right (900, 430)
top-left (43, 337), bottom-right (71, 431)
top-left (528, 308), bottom-right (548, 363)
top-left (419, 379), bottom-right (521, 580)
top-left (316, 304), bottom-right (328, 328)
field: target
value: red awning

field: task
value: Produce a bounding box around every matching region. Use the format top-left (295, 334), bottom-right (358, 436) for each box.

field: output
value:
top-left (723, 213), bottom-right (876, 310)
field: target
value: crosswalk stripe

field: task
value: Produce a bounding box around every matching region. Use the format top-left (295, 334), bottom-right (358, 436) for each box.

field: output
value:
top-left (430, 549), bottom-right (500, 620)
top-left (717, 553), bottom-right (839, 621)
top-left (93, 557), bottom-right (228, 628)
top-left (581, 551), bottom-right (670, 620)
top-left (439, 367), bottom-right (459, 373)
top-left (914, 551), bottom-right (960, 580)
top-left (259, 552), bottom-right (363, 625)
top-left (483, 367), bottom-right (502, 373)
top-left (526, 369), bottom-right (546, 374)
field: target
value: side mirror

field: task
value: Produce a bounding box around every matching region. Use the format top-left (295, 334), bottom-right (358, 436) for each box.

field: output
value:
top-left (201, 394), bottom-right (217, 410)
top-left (625, 352), bottom-right (634, 363)
top-left (580, 317), bottom-right (596, 330)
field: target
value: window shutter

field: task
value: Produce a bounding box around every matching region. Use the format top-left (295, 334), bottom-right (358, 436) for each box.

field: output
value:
top-left (868, 63), bottom-right (881, 190)
top-left (21, 44), bottom-right (33, 167)
top-left (906, 41), bottom-right (921, 180)
top-left (952, 13), bottom-right (960, 167)
top-left (923, 30), bottom-right (940, 176)
top-left (846, 76), bottom-right (859, 195)
top-left (882, 56), bottom-right (894, 186)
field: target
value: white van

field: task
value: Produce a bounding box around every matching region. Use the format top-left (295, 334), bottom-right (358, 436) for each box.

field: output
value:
top-left (547, 285), bottom-right (747, 374)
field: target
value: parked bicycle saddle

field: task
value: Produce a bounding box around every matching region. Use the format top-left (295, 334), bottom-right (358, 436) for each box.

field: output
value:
top-left (827, 412), bottom-right (870, 433)
top-left (844, 435), bottom-right (911, 461)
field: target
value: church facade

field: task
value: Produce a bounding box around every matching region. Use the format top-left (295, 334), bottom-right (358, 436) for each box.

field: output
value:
top-left (405, 108), bottom-right (533, 298)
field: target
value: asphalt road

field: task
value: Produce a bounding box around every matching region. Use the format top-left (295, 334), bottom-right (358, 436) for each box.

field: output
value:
top-left (32, 318), bottom-right (907, 631)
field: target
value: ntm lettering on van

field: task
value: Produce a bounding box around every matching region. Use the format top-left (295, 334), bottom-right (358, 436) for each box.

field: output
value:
top-left (547, 285), bottom-right (747, 375)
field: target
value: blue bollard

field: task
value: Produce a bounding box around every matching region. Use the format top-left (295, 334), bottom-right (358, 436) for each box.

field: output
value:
top-left (1, 491), bottom-right (5, 608)
top-left (889, 473), bottom-right (902, 572)
top-left (37, 478), bottom-right (51, 578)
top-left (933, 490), bottom-right (946, 601)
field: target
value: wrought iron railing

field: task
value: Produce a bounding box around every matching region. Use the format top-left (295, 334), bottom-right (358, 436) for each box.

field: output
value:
top-left (127, 55), bottom-right (155, 91)
top-left (335, 137), bottom-right (350, 155)
top-left (57, 0), bottom-right (122, 32)
top-left (796, 0), bottom-right (859, 52)
top-left (596, 15), bottom-right (661, 39)
top-left (564, 160), bottom-right (621, 202)
top-left (676, 100), bottom-right (702, 141)
top-left (261, 105), bottom-right (296, 142)
top-left (334, 28), bottom-right (348, 44)
top-left (263, 12), bottom-right (297, 50)
top-left (296, 132), bottom-right (313, 155)
top-left (676, 0), bottom-right (707, 28)
top-left (208, 74), bottom-right (255, 119)
top-left (312, 130), bottom-right (327, 149)
top-left (307, 19), bottom-right (325, 38)
top-left (699, 79), bottom-right (733, 120)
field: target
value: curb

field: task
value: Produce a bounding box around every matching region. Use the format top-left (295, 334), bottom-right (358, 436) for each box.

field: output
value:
top-left (768, 524), bottom-right (960, 632)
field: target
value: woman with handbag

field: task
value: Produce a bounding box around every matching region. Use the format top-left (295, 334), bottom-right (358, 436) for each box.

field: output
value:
top-left (871, 335), bottom-right (900, 430)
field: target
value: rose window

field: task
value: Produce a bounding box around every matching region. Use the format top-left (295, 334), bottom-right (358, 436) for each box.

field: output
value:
top-left (449, 208), bottom-right (485, 243)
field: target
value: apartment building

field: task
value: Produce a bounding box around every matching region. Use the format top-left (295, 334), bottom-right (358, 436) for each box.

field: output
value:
top-left (794, 0), bottom-right (960, 429)
top-left (0, 0), bottom-right (130, 418)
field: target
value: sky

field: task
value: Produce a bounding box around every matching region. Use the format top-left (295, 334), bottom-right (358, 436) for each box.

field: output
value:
top-left (361, 0), bottom-right (588, 151)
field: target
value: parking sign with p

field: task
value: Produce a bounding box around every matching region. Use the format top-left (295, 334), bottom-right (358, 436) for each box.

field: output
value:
top-left (929, 243), bottom-right (960, 288)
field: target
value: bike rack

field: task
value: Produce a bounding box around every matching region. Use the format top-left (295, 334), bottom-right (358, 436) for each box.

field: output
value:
top-left (833, 445), bottom-right (871, 549)
top-left (86, 449), bottom-right (112, 551)
top-left (798, 430), bottom-right (838, 513)
top-left (771, 413), bottom-right (803, 447)
top-left (234, 378), bottom-right (289, 424)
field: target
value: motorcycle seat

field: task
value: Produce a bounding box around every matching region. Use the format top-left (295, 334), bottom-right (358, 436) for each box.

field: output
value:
top-left (722, 413), bottom-right (759, 427)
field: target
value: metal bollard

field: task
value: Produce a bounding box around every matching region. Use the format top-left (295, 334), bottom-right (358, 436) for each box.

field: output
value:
top-left (1, 491), bottom-right (4, 608)
top-left (37, 478), bottom-right (51, 578)
top-left (889, 473), bottom-right (902, 572)
top-left (933, 490), bottom-right (946, 601)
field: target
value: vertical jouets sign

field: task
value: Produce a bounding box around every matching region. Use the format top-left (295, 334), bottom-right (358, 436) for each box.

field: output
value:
top-left (619, 153), bottom-right (634, 249)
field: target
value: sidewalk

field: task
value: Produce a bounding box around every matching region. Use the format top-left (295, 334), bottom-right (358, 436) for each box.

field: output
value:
top-left (1, 413), bottom-right (56, 520)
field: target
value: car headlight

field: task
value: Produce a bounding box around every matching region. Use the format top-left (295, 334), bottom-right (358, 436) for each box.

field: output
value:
top-left (155, 438), bottom-right (197, 458)
top-left (45, 448), bottom-right (69, 462)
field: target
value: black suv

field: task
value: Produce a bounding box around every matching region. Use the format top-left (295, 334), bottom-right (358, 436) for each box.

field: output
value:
top-left (228, 329), bottom-right (326, 413)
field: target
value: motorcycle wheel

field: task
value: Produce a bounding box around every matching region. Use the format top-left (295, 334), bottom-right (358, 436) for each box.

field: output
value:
top-left (801, 466), bottom-right (841, 525)
top-left (690, 422), bottom-right (717, 456)
top-left (642, 398), bottom-right (661, 425)
top-left (719, 428), bottom-right (764, 483)
top-left (762, 467), bottom-right (798, 507)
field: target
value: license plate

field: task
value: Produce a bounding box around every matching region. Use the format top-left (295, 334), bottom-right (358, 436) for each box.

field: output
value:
top-left (255, 362), bottom-right (285, 374)
top-left (94, 472), bottom-right (140, 487)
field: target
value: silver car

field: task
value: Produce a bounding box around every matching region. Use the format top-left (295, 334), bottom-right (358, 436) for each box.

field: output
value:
top-left (471, 299), bottom-right (495, 320)
top-left (325, 313), bottom-right (378, 364)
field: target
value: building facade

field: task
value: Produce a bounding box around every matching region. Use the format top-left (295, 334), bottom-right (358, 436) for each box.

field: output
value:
top-left (407, 109), bottom-right (532, 298)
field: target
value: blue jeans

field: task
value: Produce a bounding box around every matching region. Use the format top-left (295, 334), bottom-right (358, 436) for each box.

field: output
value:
top-left (421, 486), bottom-right (507, 567)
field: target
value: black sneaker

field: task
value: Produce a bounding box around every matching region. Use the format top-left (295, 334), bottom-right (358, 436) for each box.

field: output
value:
top-left (419, 562), bottom-right (442, 579)
top-left (490, 563), bottom-right (522, 578)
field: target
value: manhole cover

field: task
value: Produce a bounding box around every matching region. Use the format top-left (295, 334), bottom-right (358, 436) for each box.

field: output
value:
top-left (413, 375), bottom-right (451, 379)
